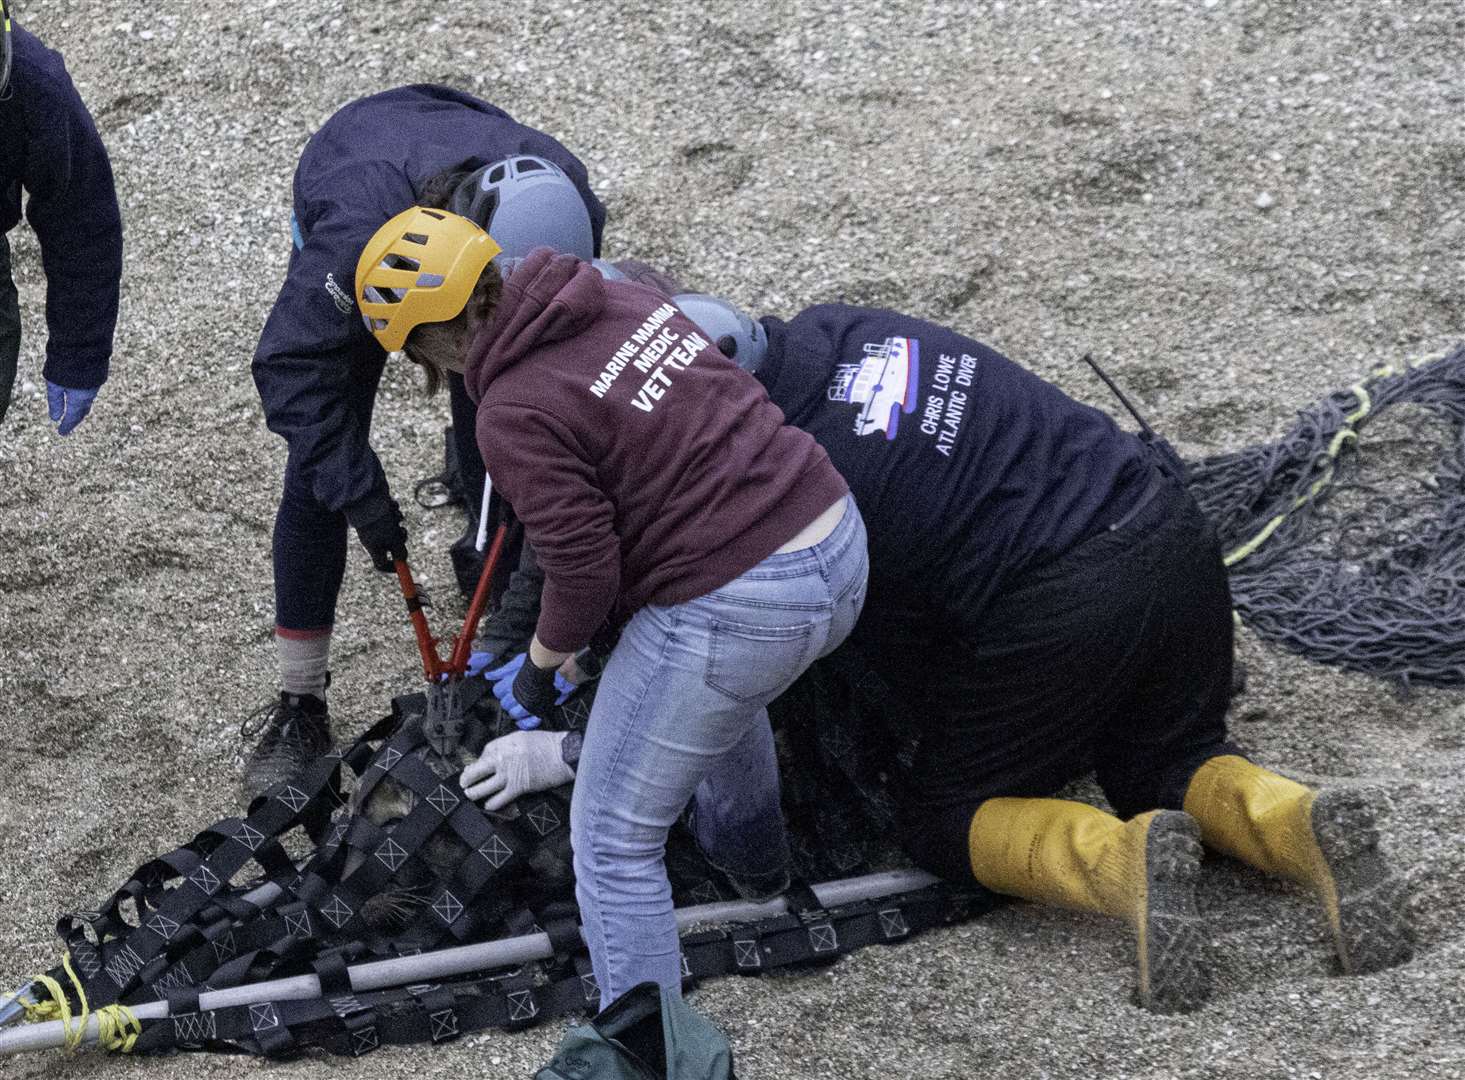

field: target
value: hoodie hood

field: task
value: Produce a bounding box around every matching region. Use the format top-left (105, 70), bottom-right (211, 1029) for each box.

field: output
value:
top-left (464, 246), bottom-right (607, 401)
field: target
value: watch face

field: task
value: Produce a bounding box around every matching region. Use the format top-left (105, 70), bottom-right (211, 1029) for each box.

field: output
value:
top-left (560, 730), bottom-right (584, 769)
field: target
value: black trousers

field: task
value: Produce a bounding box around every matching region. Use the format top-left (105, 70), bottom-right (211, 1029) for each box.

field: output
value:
top-left (893, 475), bottom-right (1241, 883)
top-left (0, 232), bottom-right (20, 427)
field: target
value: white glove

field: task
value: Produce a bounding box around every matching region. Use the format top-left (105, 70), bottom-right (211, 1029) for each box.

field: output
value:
top-left (461, 730), bottom-right (575, 812)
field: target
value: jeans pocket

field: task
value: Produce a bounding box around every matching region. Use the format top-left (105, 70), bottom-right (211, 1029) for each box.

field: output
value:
top-left (705, 617), bottom-right (815, 705)
top-left (835, 547), bottom-right (868, 604)
top-left (846, 572), bottom-right (868, 621)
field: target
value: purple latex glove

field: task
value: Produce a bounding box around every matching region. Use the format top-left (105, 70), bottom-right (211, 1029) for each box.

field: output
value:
top-left (466, 650), bottom-right (497, 678)
top-left (486, 652), bottom-right (574, 729)
top-left (46, 381), bottom-right (98, 435)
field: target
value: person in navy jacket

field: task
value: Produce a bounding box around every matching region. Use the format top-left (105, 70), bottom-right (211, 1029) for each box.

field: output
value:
top-left (242, 85), bottom-right (605, 801)
top-left (0, 15), bottom-right (122, 435)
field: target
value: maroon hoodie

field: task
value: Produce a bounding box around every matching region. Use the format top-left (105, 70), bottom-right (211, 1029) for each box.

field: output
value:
top-left (465, 249), bottom-right (848, 653)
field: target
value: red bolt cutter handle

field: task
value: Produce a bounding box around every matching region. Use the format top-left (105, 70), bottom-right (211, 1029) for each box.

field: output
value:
top-left (447, 522), bottom-right (509, 676)
top-left (392, 520), bottom-right (510, 683)
top-left (393, 559), bottom-right (443, 682)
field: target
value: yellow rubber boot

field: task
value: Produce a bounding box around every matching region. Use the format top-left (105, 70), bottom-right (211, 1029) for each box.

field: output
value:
top-left (967, 798), bottom-right (1209, 1013)
top-left (1183, 755), bottom-right (1413, 974)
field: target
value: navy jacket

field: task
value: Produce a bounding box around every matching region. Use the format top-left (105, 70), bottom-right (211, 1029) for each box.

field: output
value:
top-left (251, 85), bottom-right (606, 524)
top-left (756, 305), bottom-right (1153, 632)
top-left (0, 26), bottom-right (122, 390)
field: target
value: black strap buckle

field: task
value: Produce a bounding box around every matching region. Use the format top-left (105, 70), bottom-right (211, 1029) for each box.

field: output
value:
top-left (782, 879), bottom-right (828, 925)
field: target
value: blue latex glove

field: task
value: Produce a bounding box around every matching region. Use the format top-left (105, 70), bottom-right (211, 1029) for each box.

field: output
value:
top-left (486, 652), bottom-right (573, 730)
top-left (466, 650), bottom-right (497, 678)
top-left (46, 381), bottom-right (99, 436)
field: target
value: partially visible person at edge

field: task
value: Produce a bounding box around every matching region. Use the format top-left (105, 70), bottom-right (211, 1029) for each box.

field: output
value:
top-left (468, 289), bottom-right (1415, 1014)
top-left (0, 13), bottom-right (122, 435)
top-left (242, 85), bottom-right (609, 802)
top-left (354, 208), bottom-right (867, 1042)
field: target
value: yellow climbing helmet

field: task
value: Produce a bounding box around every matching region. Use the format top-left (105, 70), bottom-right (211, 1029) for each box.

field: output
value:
top-left (355, 207), bottom-right (502, 352)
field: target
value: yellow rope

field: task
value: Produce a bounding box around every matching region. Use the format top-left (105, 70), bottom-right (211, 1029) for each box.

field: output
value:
top-left (1221, 343), bottom-right (1450, 574)
top-left (0, 986), bottom-right (47, 1021)
top-left (5, 952), bottom-right (140, 1053)
top-left (95, 1002), bottom-right (142, 1053)
top-left (1223, 379), bottom-right (1372, 568)
top-left (31, 956), bottom-right (84, 1051)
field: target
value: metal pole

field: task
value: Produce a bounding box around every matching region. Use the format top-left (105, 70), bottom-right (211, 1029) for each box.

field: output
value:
top-left (0, 869), bottom-right (939, 1055)
top-left (0, 987), bottom-right (35, 1029)
top-left (0, 881), bottom-right (284, 1029)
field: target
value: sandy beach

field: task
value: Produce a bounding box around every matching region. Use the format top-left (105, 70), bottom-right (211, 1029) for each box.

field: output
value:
top-left (1, 2), bottom-right (1462, 1076)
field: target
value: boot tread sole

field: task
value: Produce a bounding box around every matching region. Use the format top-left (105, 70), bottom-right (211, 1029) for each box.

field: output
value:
top-left (1139, 811), bottom-right (1210, 1014)
top-left (1309, 789), bottom-right (1413, 975)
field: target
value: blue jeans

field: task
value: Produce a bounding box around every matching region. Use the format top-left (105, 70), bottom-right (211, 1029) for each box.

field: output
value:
top-left (572, 495), bottom-right (868, 1007)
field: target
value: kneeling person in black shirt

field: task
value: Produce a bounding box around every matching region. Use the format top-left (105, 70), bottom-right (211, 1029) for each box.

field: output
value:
top-left (726, 296), bottom-right (1412, 1012)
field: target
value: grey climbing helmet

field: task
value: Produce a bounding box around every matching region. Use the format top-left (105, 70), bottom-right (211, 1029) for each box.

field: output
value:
top-left (590, 258), bottom-right (627, 281)
top-left (671, 293), bottom-right (768, 374)
top-left (448, 155), bottom-right (594, 261)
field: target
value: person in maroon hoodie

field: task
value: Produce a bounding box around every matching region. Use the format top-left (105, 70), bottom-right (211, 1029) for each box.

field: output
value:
top-left (353, 206), bottom-right (868, 1011)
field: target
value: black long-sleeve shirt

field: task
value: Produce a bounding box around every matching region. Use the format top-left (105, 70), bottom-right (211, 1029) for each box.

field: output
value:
top-left (0, 25), bottom-right (122, 390)
top-left (757, 305), bottom-right (1152, 631)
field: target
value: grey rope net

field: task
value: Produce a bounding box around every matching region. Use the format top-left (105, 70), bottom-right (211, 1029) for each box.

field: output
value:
top-left (1185, 342), bottom-right (1465, 690)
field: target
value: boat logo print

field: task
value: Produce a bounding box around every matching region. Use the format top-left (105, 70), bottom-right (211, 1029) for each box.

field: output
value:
top-left (826, 336), bottom-right (921, 440)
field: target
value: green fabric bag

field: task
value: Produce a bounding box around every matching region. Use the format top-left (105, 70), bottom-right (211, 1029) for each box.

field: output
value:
top-left (535, 982), bottom-right (735, 1080)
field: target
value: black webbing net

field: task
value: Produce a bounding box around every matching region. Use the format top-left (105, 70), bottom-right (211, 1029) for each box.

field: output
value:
top-left (1186, 343), bottom-right (1465, 689)
top-left (23, 667), bottom-right (980, 1058)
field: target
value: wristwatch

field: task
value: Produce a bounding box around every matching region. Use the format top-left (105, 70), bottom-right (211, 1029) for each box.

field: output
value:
top-left (560, 730), bottom-right (583, 771)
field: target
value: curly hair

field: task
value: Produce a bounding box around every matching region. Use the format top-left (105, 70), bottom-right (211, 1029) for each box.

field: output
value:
top-left (401, 263), bottom-right (503, 395)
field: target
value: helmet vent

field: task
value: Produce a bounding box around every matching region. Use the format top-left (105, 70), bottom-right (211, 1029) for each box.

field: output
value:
top-left (364, 285), bottom-right (406, 306)
top-left (415, 272), bottom-right (446, 288)
top-left (517, 158), bottom-right (546, 173)
top-left (400, 233), bottom-right (429, 248)
top-left (717, 335), bottom-right (738, 357)
top-left (488, 164), bottom-right (507, 184)
top-left (383, 253), bottom-right (421, 271)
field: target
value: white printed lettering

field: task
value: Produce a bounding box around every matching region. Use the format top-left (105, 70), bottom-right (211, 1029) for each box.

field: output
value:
top-left (588, 303), bottom-right (678, 397)
top-left (920, 394), bottom-right (944, 436)
top-left (934, 390), bottom-right (967, 456)
top-left (626, 331), bottom-right (709, 414)
top-left (633, 328), bottom-right (679, 372)
top-left (933, 354), bottom-right (956, 391)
